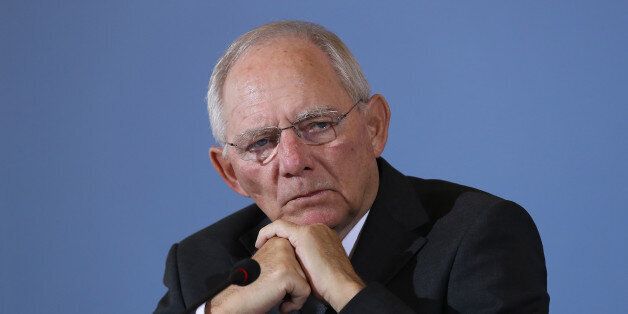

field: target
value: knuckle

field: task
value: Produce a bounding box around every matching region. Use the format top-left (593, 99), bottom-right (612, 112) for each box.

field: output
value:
top-left (276, 239), bottom-right (294, 252)
top-left (312, 223), bottom-right (327, 232)
top-left (302, 224), bottom-right (317, 236)
top-left (303, 283), bottom-right (312, 295)
top-left (267, 236), bottom-right (288, 246)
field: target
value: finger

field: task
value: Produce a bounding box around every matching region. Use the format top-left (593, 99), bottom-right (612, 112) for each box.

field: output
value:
top-left (280, 277), bottom-right (311, 312)
top-left (255, 220), bottom-right (293, 248)
top-left (255, 220), bottom-right (299, 248)
top-left (280, 300), bottom-right (302, 313)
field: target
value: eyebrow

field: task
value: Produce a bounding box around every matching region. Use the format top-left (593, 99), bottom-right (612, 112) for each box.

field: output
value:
top-left (235, 126), bottom-right (277, 142)
top-left (293, 106), bottom-right (339, 123)
top-left (233, 106), bottom-right (340, 141)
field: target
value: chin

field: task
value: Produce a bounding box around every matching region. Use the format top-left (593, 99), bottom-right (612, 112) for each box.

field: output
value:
top-left (284, 206), bottom-right (346, 228)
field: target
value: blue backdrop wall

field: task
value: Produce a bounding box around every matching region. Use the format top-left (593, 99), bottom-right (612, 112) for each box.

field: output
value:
top-left (2, 1), bottom-right (627, 313)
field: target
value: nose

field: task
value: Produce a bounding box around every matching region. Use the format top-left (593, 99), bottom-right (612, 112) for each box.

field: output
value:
top-left (276, 128), bottom-right (311, 177)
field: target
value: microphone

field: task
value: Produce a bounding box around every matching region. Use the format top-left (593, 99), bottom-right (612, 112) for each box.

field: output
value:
top-left (228, 258), bottom-right (261, 286)
top-left (182, 258), bottom-right (261, 314)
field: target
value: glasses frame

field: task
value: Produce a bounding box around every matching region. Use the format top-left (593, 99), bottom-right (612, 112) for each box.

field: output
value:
top-left (225, 99), bottom-right (365, 162)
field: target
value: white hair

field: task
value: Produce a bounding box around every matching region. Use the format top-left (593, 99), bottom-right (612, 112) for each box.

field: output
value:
top-left (206, 20), bottom-right (371, 145)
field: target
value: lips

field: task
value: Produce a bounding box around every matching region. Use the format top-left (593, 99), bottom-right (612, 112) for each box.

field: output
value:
top-left (293, 189), bottom-right (326, 200)
top-left (282, 189), bottom-right (332, 207)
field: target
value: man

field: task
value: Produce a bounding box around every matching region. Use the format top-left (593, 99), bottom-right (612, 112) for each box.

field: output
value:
top-left (155, 20), bottom-right (549, 313)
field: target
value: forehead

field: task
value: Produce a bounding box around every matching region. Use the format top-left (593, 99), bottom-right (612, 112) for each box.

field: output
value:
top-left (221, 37), bottom-right (351, 134)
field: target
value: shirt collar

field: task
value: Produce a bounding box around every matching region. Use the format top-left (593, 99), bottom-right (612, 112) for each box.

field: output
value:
top-left (341, 210), bottom-right (370, 257)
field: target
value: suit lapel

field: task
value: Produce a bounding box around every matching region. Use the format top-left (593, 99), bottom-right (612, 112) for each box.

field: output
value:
top-left (350, 158), bottom-right (430, 285)
top-left (238, 215), bottom-right (271, 257)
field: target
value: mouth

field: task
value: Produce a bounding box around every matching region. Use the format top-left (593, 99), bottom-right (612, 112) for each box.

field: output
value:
top-left (284, 189), bottom-right (332, 207)
top-left (280, 189), bottom-right (342, 226)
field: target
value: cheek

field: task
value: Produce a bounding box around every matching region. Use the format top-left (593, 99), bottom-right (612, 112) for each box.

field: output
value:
top-left (323, 138), bottom-right (373, 184)
top-left (234, 164), bottom-right (267, 194)
top-left (324, 140), bottom-right (353, 163)
top-left (324, 132), bottom-right (376, 186)
top-left (233, 164), bottom-right (280, 212)
top-left (326, 133), bottom-right (374, 161)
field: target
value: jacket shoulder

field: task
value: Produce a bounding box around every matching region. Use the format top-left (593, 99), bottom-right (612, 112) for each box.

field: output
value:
top-left (165, 204), bottom-right (266, 307)
top-left (177, 204), bottom-right (265, 258)
top-left (407, 176), bottom-right (504, 221)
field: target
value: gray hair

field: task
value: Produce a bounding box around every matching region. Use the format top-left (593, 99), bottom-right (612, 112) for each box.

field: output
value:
top-left (206, 20), bottom-right (371, 145)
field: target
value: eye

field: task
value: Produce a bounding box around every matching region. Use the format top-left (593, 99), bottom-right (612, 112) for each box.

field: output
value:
top-left (305, 120), bottom-right (334, 133)
top-left (245, 138), bottom-right (271, 152)
top-left (314, 121), bottom-right (332, 129)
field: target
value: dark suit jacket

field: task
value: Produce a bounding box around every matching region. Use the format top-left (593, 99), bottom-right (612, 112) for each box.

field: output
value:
top-left (155, 158), bottom-right (549, 313)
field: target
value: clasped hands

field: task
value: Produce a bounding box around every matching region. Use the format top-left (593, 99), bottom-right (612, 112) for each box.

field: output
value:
top-left (209, 220), bottom-right (365, 313)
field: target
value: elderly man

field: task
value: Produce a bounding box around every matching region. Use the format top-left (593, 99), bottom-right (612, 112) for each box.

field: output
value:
top-left (155, 21), bottom-right (549, 313)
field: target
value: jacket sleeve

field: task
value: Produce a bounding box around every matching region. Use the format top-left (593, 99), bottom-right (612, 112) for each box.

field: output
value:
top-left (154, 243), bottom-right (186, 314)
top-left (446, 200), bottom-right (549, 313)
top-left (341, 200), bottom-right (549, 313)
top-left (340, 282), bottom-right (416, 313)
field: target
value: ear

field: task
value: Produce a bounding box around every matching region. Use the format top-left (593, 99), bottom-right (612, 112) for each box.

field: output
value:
top-left (209, 147), bottom-right (250, 197)
top-left (364, 94), bottom-right (391, 157)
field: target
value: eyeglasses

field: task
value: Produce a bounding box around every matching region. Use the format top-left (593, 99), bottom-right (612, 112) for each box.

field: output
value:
top-left (226, 100), bottom-right (364, 163)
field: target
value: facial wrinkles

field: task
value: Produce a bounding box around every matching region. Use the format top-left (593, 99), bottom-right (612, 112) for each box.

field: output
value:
top-left (229, 85), bottom-right (310, 137)
top-left (225, 83), bottom-right (294, 140)
top-left (274, 114), bottom-right (356, 209)
top-left (318, 113), bottom-right (371, 209)
top-left (317, 140), bottom-right (352, 199)
top-left (226, 104), bottom-right (268, 140)
top-left (233, 109), bottom-right (361, 216)
top-left (271, 108), bottom-right (362, 216)
top-left (224, 38), bottom-right (369, 223)
top-left (226, 40), bottom-right (346, 132)
top-left (277, 174), bottom-right (335, 208)
top-left (245, 106), bottom-right (343, 210)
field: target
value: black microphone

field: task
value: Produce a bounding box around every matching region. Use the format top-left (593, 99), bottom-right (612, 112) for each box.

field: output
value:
top-left (228, 258), bottom-right (261, 286)
top-left (182, 258), bottom-right (261, 314)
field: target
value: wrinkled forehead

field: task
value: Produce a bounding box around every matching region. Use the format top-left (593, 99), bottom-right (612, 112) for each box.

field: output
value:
top-left (221, 37), bottom-right (351, 137)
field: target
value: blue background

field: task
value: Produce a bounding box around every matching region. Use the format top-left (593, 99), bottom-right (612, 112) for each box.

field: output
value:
top-left (2, 1), bottom-right (627, 313)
